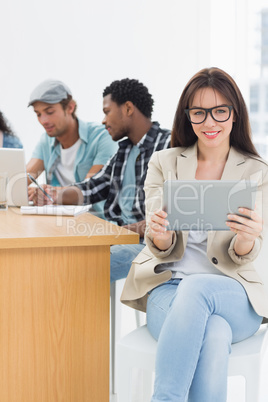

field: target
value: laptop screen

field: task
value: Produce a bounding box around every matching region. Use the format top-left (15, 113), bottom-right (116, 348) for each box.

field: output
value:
top-left (0, 148), bottom-right (29, 206)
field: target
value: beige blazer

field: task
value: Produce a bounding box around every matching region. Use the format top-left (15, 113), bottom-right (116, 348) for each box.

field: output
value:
top-left (121, 144), bottom-right (268, 319)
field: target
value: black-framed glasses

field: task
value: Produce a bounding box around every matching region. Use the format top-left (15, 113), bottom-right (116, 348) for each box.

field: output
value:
top-left (185, 105), bottom-right (233, 124)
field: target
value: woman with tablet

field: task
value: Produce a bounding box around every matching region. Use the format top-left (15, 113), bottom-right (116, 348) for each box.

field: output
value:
top-left (121, 67), bottom-right (268, 401)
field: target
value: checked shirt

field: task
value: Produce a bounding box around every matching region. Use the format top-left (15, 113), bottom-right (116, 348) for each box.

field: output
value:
top-left (75, 121), bottom-right (171, 226)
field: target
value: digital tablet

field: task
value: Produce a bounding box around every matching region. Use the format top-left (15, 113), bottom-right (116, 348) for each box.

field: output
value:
top-left (163, 180), bottom-right (258, 231)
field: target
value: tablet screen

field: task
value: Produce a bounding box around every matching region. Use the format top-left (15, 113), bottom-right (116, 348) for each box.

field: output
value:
top-left (163, 180), bottom-right (258, 231)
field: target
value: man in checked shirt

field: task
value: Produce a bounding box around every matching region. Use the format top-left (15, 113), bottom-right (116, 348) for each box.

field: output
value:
top-left (33, 78), bottom-right (171, 282)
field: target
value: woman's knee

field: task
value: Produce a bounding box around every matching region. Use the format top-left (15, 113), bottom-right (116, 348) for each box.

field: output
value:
top-left (203, 315), bottom-right (232, 355)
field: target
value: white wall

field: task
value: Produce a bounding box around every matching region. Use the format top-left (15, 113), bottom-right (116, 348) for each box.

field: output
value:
top-left (0, 0), bottom-right (249, 161)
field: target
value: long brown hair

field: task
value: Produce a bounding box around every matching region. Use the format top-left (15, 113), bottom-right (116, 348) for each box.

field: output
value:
top-left (171, 67), bottom-right (259, 157)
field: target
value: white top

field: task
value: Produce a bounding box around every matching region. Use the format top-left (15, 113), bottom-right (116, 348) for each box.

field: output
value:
top-left (55, 138), bottom-right (82, 186)
top-left (155, 231), bottom-right (225, 278)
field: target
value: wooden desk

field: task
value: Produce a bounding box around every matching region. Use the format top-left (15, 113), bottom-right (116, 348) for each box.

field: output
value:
top-left (0, 208), bottom-right (139, 402)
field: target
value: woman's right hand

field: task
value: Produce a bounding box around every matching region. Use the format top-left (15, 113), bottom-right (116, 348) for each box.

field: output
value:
top-left (148, 209), bottom-right (174, 250)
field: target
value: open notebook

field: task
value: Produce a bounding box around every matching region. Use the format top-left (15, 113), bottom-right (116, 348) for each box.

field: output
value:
top-left (20, 205), bottom-right (91, 216)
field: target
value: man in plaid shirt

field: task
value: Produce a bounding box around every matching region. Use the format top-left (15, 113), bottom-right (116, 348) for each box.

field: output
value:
top-left (36, 78), bottom-right (171, 282)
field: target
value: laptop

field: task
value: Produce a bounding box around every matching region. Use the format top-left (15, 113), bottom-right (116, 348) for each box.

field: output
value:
top-left (0, 148), bottom-right (29, 206)
top-left (163, 180), bottom-right (258, 231)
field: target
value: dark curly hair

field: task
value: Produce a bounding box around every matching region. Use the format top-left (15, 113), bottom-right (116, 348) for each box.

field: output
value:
top-left (103, 78), bottom-right (154, 118)
top-left (0, 111), bottom-right (14, 135)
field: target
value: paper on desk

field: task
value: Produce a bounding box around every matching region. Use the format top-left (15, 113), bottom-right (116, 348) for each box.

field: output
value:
top-left (20, 205), bottom-right (91, 216)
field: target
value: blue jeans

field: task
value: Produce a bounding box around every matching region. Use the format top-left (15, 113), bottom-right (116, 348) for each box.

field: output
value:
top-left (110, 241), bottom-right (145, 283)
top-left (147, 275), bottom-right (263, 402)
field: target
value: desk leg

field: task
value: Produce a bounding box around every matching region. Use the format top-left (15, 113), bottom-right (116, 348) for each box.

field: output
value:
top-left (0, 245), bottom-right (110, 402)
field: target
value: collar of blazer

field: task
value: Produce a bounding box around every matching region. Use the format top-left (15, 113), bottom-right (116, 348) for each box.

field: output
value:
top-left (177, 143), bottom-right (247, 181)
top-left (177, 143), bottom-right (248, 248)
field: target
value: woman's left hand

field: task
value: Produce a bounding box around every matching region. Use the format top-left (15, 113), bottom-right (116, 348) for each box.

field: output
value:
top-left (226, 207), bottom-right (263, 255)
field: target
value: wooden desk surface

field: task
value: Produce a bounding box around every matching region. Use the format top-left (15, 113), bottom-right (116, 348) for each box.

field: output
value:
top-left (0, 207), bottom-right (139, 248)
top-left (0, 208), bottom-right (139, 402)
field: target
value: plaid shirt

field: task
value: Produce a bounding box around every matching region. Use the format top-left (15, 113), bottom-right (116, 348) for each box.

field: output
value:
top-left (76, 121), bottom-right (171, 225)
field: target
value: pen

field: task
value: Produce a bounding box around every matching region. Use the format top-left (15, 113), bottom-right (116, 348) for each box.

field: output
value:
top-left (27, 173), bottom-right (54, 203)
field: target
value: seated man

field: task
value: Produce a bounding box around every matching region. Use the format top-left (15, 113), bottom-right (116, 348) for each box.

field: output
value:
top-left (27, 79), bottom-right (117, 217)
top-left (32, 78), bottom-right (171, 282)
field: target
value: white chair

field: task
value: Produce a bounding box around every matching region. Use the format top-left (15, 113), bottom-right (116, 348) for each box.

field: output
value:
top-left (110, 280), bottom-right (145, 394)
top-left (116, 323), bottom-right (268, 402)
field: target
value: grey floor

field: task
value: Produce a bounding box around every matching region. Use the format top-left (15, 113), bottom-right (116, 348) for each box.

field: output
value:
top-left (110, 301), bottom-right (268, 402)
